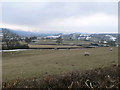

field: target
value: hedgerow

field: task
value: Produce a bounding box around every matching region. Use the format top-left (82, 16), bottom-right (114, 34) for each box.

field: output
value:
top-left (2, 65), bottom-right (119, 89)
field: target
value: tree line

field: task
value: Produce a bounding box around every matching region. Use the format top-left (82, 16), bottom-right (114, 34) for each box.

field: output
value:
top-left (2, 28), bottom-right (29, 50)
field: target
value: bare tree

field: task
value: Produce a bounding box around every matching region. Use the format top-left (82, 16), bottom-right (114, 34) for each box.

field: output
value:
top-left (56, 36), bottom-right (63, 45)
top-left (2, 28), bottom-right (29, 49)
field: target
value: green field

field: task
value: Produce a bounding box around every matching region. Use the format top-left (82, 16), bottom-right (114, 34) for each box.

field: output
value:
top-left (2, 47), bottom-right (118, 82)
top-left (28, 44), bottom-right (82, 49)
top-left (31, 39), bottom-right (92, 45)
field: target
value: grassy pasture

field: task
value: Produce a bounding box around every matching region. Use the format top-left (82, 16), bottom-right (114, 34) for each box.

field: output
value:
top-left (31, 39), bottom-right (92, 45)
top-left (2, 47), bottom-right (118, 82)
top-left (28, 44), bottom-right (82, 49)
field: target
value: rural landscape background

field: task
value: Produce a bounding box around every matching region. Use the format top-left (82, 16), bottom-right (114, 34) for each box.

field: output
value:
top-left (0, 1), bottom-right (119, 89)
top-left (1, 28), bottom-right (119, 88)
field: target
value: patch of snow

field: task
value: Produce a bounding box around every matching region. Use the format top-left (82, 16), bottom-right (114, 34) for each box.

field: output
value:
top-left (0, 49), bottom-right (32, 52)
top-left (86, 37), bottom-right (91, 40)
top-left (106, 35), bottom-right (116, 41)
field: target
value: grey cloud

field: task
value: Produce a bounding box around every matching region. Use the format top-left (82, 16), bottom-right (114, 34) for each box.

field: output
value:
top-left (1, 2), bottom-right (118, 33)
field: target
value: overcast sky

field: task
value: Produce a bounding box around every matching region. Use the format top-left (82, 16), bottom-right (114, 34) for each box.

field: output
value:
top-left (0, 2), bottom-right (118, 33)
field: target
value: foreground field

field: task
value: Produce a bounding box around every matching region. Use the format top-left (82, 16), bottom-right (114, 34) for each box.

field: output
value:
top-left (2, 47), bottom-right (118, 82)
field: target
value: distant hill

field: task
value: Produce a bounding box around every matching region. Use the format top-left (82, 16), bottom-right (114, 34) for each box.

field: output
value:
top-left (0, 28), bottom-right (60, 37)
top-left (62, 33), bottom-right (118, 42)
top-left (0, 28), bottom-right (118, 42)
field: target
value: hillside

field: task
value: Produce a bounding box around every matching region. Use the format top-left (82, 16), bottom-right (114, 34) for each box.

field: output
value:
top-left (0, 28), bottom-right (118, 41)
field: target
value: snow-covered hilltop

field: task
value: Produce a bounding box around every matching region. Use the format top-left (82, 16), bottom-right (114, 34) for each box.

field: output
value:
top-left (105, 35), bottom-right (116, 41)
